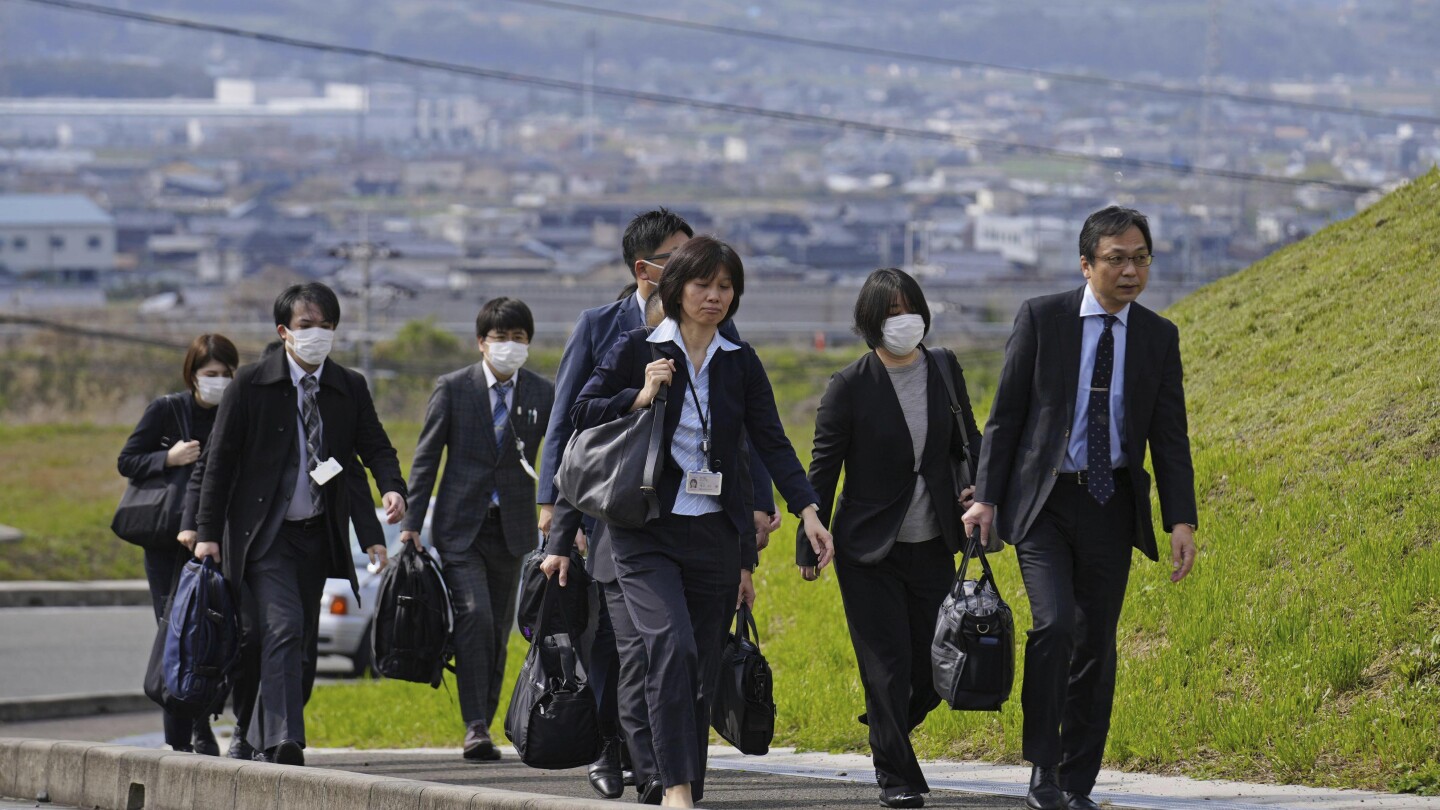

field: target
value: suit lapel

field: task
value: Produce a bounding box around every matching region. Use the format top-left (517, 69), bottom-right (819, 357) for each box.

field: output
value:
top-left (618, 293), bottom-right (643, 333)
top-left (1060, 286), bottom-right (1085, 426)
top-left (1123, 304), bottom-right (1146, 454)
top-left (468, 362), bottom-right (500, 457)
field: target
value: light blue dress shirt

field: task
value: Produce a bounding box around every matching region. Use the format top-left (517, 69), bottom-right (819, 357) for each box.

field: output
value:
top-left (1062, 284), bottom-right (1130, 473)
top-left (647, 318), bottom-right (740, 516)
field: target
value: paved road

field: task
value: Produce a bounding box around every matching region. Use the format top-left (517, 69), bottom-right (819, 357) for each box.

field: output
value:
top-left (0, 607), bottom-right (153, 699)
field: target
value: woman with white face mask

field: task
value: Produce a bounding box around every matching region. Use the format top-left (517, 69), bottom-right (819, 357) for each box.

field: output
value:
top-left (798, 269), bottom-right (984, 809)
top-left (116, 333), bottom-right (239, 757)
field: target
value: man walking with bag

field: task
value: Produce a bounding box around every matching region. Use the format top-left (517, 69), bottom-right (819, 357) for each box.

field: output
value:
top-left (963, 207), bottom-right (1198, 810)
top-left (400, 297), bottom-right (554, 762)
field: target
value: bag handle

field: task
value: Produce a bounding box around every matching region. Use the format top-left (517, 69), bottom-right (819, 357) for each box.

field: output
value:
top-left (535, 571), bottom-right (579, 641)
top-left (639, 345), bottom-right (669, 523)
top-left (733, 602), bottom-right (760, 647)
top-left (955, 525), bottom-right (998, 594)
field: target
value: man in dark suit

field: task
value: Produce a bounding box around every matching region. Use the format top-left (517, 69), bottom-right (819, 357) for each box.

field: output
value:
top-left (963, 206), bottom-right (1198, 810)
top-left (400, 297), bottom-right (554, 762)
top-left (537, 208), bottom-right (775, 800)
top-left (194, 282), bottom-right (407, 766)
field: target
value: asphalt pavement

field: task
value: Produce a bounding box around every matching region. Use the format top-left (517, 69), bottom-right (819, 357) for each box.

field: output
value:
top-left (0, 607), bottom-right (153, 699)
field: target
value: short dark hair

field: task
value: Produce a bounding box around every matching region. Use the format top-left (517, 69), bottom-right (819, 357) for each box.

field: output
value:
top-left (852, 268), bottom-right (931, 349)
top-left (657, 235), bottom-right (744, 323)
top-left (274, 282), bottom-right (341, 328)
top-left (621, 207), bottom-right (693, 274)
top-left (475, 296), bottom-right (535, 340)
top-left (181, 333), bottom-right (239, 391)
top-left (261, 339), bottom-right (285, 358)
top-left (643, 289), bottom-right (665, 326)
top-left (1079, 206), bottom-right (1152, 260)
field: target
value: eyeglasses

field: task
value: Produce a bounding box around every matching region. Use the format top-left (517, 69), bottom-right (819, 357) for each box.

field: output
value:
top-left (642, 252), bottom-right (672, 263)
top-left (485, 332), bottom-right (530, 344)
top-left (1096, 254), bottom-right (1153, 268)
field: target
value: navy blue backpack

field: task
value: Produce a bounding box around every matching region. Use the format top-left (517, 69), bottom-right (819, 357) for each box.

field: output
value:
top-left (144, 558), bottom-right (242, 718)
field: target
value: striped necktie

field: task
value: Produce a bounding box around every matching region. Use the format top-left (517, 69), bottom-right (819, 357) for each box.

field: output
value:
top-left (1086, 315), bottom-right (1117, 504)
top-left (300, 374), bottom-right (324, 508)
top-left (492, 381), bottom-right (512, 505)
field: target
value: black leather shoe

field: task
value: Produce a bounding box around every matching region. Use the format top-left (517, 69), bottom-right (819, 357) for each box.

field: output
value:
top-left (1026, 766), bottom-right (1065, 810)
top-left (1063, 791), bottom-right (1101, 810)
top-left (265, 740), bottom-right (304, 766)
top-left (588, 737), bottom-right (624, 799)
top-left (192, 723), bottom-right (220, 757)
top-left (636, 776), bottom-right (663, 805)
top-left (462, 725), bottom-right (501, 761)
top-left (227, 729), bottom-right (255, 761)
top-left (880, 790), bottom-right (925, 808)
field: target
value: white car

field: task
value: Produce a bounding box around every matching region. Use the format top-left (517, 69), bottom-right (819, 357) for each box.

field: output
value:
top-left (317, 507), bottom-right (435, 676)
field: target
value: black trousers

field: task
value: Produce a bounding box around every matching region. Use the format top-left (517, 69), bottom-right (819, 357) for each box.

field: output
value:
top-left (610, 511), bottom-right (737, 795)
top-left (586, 584), bottom-right (621, 740)
top-left (244, 518), bottom-right (329, 751)
top-left (603, 577), bottom-right (658, 781)
top-left (834, 538), bottom-right (954, 795)
top-left (442, 510), bottom-right (524, 728)
top-left (1014, 473), bottom-right (1136, 795)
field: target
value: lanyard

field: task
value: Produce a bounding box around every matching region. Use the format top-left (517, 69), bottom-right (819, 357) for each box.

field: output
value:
top-left (685, 376), bottom-right (712, 469)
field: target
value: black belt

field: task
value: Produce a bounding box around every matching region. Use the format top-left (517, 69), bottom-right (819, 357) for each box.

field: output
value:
top-left (1057, 467), bottom-right (1129, 486)
top-left (282, 514), bottom-right (326, 530)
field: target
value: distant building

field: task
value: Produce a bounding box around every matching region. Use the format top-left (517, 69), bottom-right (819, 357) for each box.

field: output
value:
top-left (0, 194), bottom-right (116, 283)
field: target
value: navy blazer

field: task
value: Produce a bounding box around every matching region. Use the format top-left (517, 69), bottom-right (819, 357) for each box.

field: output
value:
top-left (539, 293), bottom-right (774, 512)
top-left (975, 286), bottom-right (1197, 560)
top-left (800, 347), bottom-right (983, 567)
top-left (572, 328), bottom-right (818, 567)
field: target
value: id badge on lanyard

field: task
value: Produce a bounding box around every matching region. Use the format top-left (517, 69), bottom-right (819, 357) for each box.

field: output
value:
top-left (684, 384), bottom-right (723, 496)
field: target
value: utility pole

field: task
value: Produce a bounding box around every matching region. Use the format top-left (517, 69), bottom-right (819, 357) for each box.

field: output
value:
top-left (330, 214), bottom-right (398, 381)
top-left (583, 29), bottom-right (597, 155)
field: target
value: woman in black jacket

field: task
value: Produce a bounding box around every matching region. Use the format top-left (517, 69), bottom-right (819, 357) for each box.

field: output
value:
top-left (799, 269), bottom-right (983, 809)
top-left (568, 236), bottom-right (834, 808)
top-left (117, 333), bottom-right (238, 754)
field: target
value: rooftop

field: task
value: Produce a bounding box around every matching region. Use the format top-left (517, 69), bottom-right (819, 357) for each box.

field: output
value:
top-left (0, 194), bottom-right (114, 227)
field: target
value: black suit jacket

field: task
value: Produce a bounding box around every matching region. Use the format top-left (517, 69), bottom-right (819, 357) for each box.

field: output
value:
top-left (403, 363), bottom-right (554, 558)
top-left (975, 286), bottom-right (1197, 561)
top-left (799, 347), bottom-right (983, 566)
top-left (571, 328), bottom-right (818, 569)
top-left (195, 349), bottom-right (407, 594)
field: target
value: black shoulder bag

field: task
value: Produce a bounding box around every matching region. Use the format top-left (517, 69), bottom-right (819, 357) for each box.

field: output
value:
top-left (931, 527), bottom-right (1015, 711)
top-left (113, 394), bottom-right (193, 550)
top-left (555, 345), bottom-right (669, 529)
top-left (504, 576), bottom-right (601, 769)
top-left (711, 602), bottom-right (777, 755)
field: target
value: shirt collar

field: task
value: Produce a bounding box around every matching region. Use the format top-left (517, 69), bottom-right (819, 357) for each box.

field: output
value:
top-left (481, 360), bottom-right (513, 391)
top-left (634, 288), bottom-right (648, 320)
top-left (646, 318), bottom-right (741, 353)
top-left (285, 351), bottom-right (326, 387)
top-left (1081, 283), bottom-right (1131, 326)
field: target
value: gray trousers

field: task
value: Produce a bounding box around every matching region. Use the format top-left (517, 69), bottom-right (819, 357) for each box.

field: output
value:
top-left (443, 513), bottom-right (524, 728)
top-left (244, 519), bottom-right (328, 752)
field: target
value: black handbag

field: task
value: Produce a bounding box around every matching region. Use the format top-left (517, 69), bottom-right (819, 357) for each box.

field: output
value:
top-left (711, 603), bottom-right (776, 755)
top-left (554, 346), bottom-right (668, 530)
top-left (113, 394), bottom-right (192, 551)
top-left (516, 537), bottom-right (590, 643)
top-left (503, 576), bottom-right (601, 770)
top-left (931, 529), bottom-right (1015, 711)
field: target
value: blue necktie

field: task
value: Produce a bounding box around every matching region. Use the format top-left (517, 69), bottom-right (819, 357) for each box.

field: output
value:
top-left (491, 381), bottom-right (512, 505)
top-left (1086, 315), bottom-right (1118, 504)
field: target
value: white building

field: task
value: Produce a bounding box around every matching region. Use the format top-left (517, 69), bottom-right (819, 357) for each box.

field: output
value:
top-left (974, 214), bottom-right (1069, 269)
top-left (0, 194), bottom-right (116, 283)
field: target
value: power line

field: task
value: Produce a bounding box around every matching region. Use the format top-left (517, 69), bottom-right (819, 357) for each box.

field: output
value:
top-left (5, 0), bottom-right (1378, 194)
top-left (499, 0), bottom-right (1440, 128)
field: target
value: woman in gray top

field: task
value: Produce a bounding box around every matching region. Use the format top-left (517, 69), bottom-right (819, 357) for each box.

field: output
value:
top-left (800, 268), bottom-right (983, 809)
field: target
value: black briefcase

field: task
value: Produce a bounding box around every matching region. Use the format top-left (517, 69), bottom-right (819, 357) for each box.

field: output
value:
top-left (711, 603), bottom-right (776, 755)
top-left (931, 530), bottom-right (1015, 711)
top-left (503, 577), bottom-right (600, 770)
top-left (516, 538), bottom-right (590, 643)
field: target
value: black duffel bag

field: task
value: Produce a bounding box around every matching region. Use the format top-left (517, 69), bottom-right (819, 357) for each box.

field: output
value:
top-left (504, 577), bottom-right (600, 769)
top-left (112, 394), bottom-right (192, 550)
top-left (516, 536), bottom-right (590, 643)
top-left (711, 603), bottom-right (776, 755)
top-left (931, 529), bottom-right (1015, 711)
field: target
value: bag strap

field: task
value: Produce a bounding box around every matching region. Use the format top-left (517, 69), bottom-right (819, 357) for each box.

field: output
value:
top-left (535, 572), bottom-right (578, 641)
top-left (734, 602), bottom-right (760, 647)
top-left (640, 344), bottom-right (669, 522)
top-left (928, 347), bottom-right (969, 468)
top-left (955, 525), bottom-right (997, 591)
top-left (167, 394), bottom-right (192, 444)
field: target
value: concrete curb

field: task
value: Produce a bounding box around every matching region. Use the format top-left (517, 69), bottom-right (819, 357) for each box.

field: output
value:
top-left (0, 737), bottom-right (619, 810)
top-left (0, 692), bottom-right (155, 724)
top-left (0, 580), bottom-right (151, 608)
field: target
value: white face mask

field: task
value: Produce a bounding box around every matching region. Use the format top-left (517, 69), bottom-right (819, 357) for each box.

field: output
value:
top-left (881, 314), bottom-right (926, 356)
top-left (285, 327), bottom-right (334, 366)
top-left (195, 376), bottom-right (232, 406)
top-left (486, 341), bottom-right (529, 376)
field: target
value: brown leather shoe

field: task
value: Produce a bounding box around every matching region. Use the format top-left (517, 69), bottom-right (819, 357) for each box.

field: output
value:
top-left (462, 724), bottom-right (500, 761)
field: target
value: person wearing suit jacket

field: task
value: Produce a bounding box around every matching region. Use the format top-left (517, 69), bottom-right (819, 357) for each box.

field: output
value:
top-left (538, 209), bottom-right (774, 801)
top-left (963, 207), bottom-right (1198, 810)
top-left (194, 282), bottom-right (408, 766)
top-left (118, 332), bottom-right (239, 757)
top-left (799, 269), bottom-right (983, 809)
top-left (572, 236), bottom-right (834, 809)
top-left (399, 297), bottom-right (555, 762)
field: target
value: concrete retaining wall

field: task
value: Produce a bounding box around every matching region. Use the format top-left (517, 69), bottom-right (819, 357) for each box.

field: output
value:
top-left (0, 738), bottom-right (617, 810)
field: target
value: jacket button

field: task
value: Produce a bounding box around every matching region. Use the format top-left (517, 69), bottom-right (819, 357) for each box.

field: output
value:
top-left (1051, 468), bottom-right (1058, 476)
top-left (1064, 429), bottom-right (1070, 438)
top-left (277, 426), bottom-right (285, 432)
top-left (257, 497), bottom-right (264, 502)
